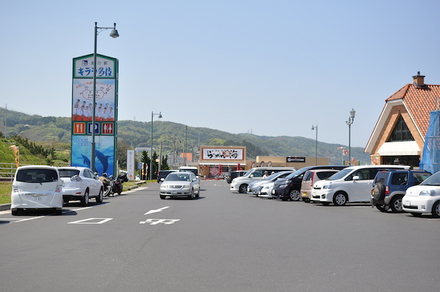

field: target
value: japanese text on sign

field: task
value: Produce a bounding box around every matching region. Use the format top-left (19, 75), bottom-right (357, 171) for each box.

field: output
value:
top-left (202, 148), bottom-right (244, 160)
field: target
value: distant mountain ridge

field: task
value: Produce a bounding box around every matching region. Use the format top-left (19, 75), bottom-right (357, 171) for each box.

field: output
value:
top-left (0, 107), bottom-right (371, 165)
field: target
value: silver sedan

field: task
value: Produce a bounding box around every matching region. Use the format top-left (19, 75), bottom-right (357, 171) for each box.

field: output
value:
top-left (159, 172), bottom-right (200, 200)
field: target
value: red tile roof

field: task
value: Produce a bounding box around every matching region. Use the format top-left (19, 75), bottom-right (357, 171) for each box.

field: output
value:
top-left (386, 83), bottom-right (440, 137)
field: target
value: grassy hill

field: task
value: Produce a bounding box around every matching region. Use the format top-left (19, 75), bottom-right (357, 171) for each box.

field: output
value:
top-left (0, 107), bottom-right (371, 166)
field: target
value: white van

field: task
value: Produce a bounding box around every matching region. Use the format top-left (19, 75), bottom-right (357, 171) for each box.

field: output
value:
top-left (311, 165), bottom-right (409, 206)
top-left (179, 166), bottom-right (199, 177)
top-left (11, 165), bottom-right (64, 215)
top-left (230, 167), bottom-right (296, 193)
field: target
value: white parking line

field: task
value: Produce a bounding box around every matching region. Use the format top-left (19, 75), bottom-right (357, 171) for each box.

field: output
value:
top-left (68, 218), bottom-right (113, 224)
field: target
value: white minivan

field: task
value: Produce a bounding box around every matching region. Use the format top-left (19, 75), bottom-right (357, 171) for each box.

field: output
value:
top-left (230, 167), bottom-right (296, 193)
top-left (311, 165), bottom-right (409, 206)
top-left (11, 165), bottom-right (64, 215)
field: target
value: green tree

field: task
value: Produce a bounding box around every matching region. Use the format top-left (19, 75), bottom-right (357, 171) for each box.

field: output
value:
top-left (160, 155), bottom-right (170, 171)
top-left (152, 151), bottom-right (159, 179)
top-left (117, 139), bottom-right (131, 170)
top-left (141, 151), bottom-right (150, 180)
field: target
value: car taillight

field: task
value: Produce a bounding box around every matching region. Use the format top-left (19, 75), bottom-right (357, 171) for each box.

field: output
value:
top-left (310, 175), bottom-right (315, 187)
top-left (385, 185), bottom-right (390, 195)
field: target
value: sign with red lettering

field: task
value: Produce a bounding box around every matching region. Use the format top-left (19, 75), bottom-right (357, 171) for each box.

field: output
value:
top-left (102, 123), bottom-right (114, 135)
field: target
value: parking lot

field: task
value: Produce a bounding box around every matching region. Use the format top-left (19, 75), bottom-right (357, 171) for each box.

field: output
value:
top-left (0, 180), bottom-right (439, 292)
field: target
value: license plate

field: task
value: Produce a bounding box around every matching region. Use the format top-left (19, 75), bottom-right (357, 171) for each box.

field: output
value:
top-left (302, 192), bottom-right (307, 197)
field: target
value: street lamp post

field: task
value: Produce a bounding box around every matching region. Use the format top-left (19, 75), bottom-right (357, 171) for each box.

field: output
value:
top-left (91, 22), bottom-right (119, 172)
top-left (150, 111), bottom-right (162, 180)
top-left (311, 125), bottom-right (318, 165)
top-left (346, 108), bottom-right (356, 166)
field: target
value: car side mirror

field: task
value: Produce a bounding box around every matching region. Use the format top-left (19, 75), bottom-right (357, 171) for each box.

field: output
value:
top-left (353, 176), bottom-right (360, 181)
top-left (161, 178), bottom-right (165, 182)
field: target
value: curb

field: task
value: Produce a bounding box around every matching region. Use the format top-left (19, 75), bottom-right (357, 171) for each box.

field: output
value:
top-left (0, 204), bottom-right (11, 211)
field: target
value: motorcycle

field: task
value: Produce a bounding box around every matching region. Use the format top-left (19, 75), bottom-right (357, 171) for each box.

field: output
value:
top-left (112, 173), bottom-right (128, 195)
top-left (100, 174), bottom-right (114, 197)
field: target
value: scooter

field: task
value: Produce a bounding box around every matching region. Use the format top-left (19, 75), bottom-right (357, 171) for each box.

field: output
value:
top-left (112, 173), bottom-right (128, 195)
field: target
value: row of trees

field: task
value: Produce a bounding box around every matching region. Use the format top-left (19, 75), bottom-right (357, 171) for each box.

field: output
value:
top-left (11, 135), bottom-right (56, 160)
top-left (139, 150), bottom-right (170, 180)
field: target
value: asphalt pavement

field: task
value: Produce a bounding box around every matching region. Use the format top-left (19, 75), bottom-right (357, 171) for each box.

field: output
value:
top-left (0, 180), bottom-right (439, 292)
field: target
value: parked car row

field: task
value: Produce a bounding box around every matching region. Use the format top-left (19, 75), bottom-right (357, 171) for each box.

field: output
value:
top-left (11, 165), bottom-right (127, 216)
top-left (230, 167), bottom-right (297, 193)
top-left (231, 164), bottom-right (440, 217)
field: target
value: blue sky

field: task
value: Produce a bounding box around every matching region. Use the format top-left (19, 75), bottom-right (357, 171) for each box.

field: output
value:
top-left (2, 0), bottom-right (440, 148)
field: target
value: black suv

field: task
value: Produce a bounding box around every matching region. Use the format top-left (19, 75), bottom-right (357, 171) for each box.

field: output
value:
top-left (225, 170), bottom-right (247, 184)
top-left (371, 169), bottom-right (431, 212)
top-left (157, 170), bottom-right (177, 183)
top-left (273, 165), bottom-right (347, 201)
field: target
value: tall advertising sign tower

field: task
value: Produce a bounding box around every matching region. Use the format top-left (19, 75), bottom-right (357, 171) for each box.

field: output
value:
top-left (71, 54), bottom-right (119, 176)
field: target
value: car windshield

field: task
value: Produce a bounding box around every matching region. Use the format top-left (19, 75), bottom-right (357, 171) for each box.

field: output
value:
top-left (243, 169), bottom-right (253, 177)
top-left (326, 168), bottom-right (352, 181)
top-left (265, 172), bottom-right (282, 180)
top-left (420, 171), bottom-right (440, 186)
top-left (166, 173), bottom-right (191, 181)
top-left (16, 169), bottom-right (58, 183)
top-left (285, 167), bottom-right (312, 179)
top-left (59, 169), bottom-right (80, 178)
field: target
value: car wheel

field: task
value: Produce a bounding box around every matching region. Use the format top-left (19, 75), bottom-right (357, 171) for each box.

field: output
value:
top-left (289, 190), bottom-right (301, 201)
top-left (390, 196), bottom-right (403, 212)
top-left (81, 190), bottom-right (90, 206)
top-left (55, 209), bottom-right (63, 215)
top-left (238, 184), bottom-right (248, 193)
top-left (375, 204), bottom-right (390, 212)
top-left (96, 188), bottom-right (103, 204)
top-left (431, 201), bottom-right (440, 217)
top-left (411, 212), bottom-right (422, 217)
top-left (333, 192), bottom-right (347, 206)
top-left (160, 195), bottom-right (166, 200)
top-left (188, 189), bottom-right (195, 200)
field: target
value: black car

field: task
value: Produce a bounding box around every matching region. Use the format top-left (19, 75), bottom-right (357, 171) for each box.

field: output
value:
top-left (225, 170), bottom-right (247, 184)
top-left (157, 170), bottom-right (177, 183)
top-left (272, 165), bottom-right (347, 201)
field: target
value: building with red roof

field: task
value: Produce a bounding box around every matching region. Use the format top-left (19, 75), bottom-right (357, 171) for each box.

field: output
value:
top-left (365, 72), bottom-right (440, 167)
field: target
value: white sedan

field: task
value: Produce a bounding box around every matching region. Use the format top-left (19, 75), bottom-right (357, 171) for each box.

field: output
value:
top-left (258, 181), bottom-right (277, 198)
top-left (160, 172), bottom-right (200, 200)
top-left (402, 170), bottom-right (440, 217)
top-left (58, 167), bottom-right (104, 206)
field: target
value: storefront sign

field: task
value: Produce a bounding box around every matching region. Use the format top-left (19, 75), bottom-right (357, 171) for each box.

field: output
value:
top-left (286, 156), bottom-right (306, 163)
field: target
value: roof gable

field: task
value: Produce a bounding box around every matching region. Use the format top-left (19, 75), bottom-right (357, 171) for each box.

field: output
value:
top-left (394, 83), bottom-right (440, 135)
top-left (365, 82), bottom-right (440, 153)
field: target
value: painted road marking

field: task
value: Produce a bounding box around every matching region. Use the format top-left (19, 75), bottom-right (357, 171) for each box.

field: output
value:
top-left (68, 218), bottom-right (113, 224)
top-left (139, 219), bottom-right (180, 225)
top-left (144, 206), bottom-right (170, 215)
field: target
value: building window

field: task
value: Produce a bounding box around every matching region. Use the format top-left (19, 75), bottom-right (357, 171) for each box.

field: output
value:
top-left (387, 116), bottom-right (414, 142)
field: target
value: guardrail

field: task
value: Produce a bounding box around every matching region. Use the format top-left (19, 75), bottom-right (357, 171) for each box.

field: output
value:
top-left (0, 162), bottom-right (70, 181)
top-left (0, 163), bottom-right (16, 181)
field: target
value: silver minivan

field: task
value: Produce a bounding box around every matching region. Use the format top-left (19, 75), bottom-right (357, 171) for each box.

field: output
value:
top-left (11, 165), bottom-right (64, 215)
